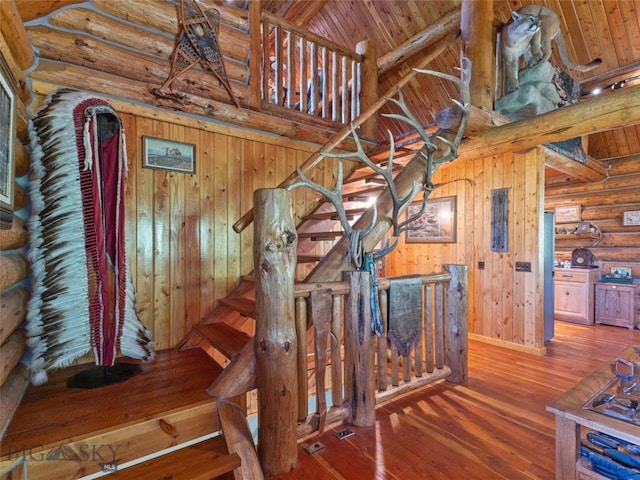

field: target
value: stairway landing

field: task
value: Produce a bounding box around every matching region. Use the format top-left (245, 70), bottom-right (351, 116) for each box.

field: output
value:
top-left (0, 348), bottom-right (225, 480)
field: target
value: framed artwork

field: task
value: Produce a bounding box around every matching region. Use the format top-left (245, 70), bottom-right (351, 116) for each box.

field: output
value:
top-left (143, 136), bottom-right (195, 174)
top-left (0, 65), bottom-right (16, 228)
top-left (555, 204), bottom-right (581, 223)
top-left (577, 221), bottom-right (591, 234)
top-left (623, 211), bottom-right (640, 226)
top-left (405, 196), bottom-right (457, 243)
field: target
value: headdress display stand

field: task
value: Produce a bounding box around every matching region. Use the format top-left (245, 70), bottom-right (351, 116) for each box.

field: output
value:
top-left (26, 89), bottom-right (154, 388)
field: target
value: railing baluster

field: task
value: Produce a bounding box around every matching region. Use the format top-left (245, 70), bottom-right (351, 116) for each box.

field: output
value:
top-left (262, 17), bottom-right (271, 104)
top-left (390, 343), bottom-right (399, 387)
top-left (286, 31), bottom-right (294, 108)
top-left (330, 293), bottom-right (343, 406)
top-left (295, 296), bottom-right (308, 422)
top-left (341, 55), bottom-right (348, 123)
top-left (377, 289), bottom-right (388, 391)
top-left (299, 37), bottom-right (307, 113)
top-left (425, 283), bottom-right (434, 373)
top-left (351, 58), bottom-right (359, 121)
top-left (274, 25), bottom-right (284, 106)
top-left (331, 51), bottom-right (338, 122)
top-left (320, 46), bottom-right (328, 119)
top-left (309, 42), bottom-right (318, 115)
top-left (435, 282), bottom-right (444, 370)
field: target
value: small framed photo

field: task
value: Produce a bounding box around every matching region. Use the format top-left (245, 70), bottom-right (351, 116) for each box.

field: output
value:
top-left (555, 204), bottom-right (581, 223)
top-left (405, 196), bottom-right (457, 243)
top-left (143, 136), bottom-right (195, 174)
top-left (623, 211), bottom-right (640, 226)
top-left (611, 266), bottom-right (632, 279)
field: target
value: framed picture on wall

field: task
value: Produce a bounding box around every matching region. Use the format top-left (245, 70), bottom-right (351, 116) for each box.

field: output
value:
top-left (555, 204), bottom-right (581, 223)
top-left (0, 64), bottom-right (16, 229)
top-left (405, 196), bottom-right (457, 243)
top-left (143, 136), bottom-right (195, 174)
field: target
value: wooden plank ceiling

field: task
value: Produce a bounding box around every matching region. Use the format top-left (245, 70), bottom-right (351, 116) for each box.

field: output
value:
top-left (263, 0), bottom-right (640, 172)
top-left (16, 0), bottom-right (640, 171)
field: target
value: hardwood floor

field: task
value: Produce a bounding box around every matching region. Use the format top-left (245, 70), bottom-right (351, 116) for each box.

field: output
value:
top-left (272, 321), bottom-right (640, 480)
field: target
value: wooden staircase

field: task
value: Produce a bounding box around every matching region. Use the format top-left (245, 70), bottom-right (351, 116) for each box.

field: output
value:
top-left (177, 142), bottom-right (410, 368)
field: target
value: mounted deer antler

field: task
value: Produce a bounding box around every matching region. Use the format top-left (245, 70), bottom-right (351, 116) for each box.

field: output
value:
top-left (288, 57), bottom-right (471, 267)
top-left (287, 162), bottom-right (377, 269)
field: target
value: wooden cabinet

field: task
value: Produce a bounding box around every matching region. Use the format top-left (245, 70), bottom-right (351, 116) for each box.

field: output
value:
top-left (595, 282), bottom-right (639, 329)
top-left (554, 268), bottom-right (600, 324)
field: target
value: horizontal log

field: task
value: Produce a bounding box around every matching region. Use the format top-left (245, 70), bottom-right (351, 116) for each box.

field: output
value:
top-left (580, 204), bottom-right (640, 221)
top-left (0, 287), bottom-right (29, 345)
top-left (378, 8), bottom-right (460, 75)
top-left (14, 140), bottom-right (29, 178)
top-left (594, 233), bottom-right (640, 248)
top-left (49, 6), bottom-right (250, 65)
top-left (31, 74), bottom-right (358, 154)
top-left (95, 0), bottom-right (249, 33)
top-left (0, 254), bottom-right (29, 292)
top-left (26, 25), bottom-right (249, 102)
top-left (15, 111), bottom-right (28, 145)
top-left (0, 216), bottom-right (28, 251)
top-left (456, 84), bottom-right (640, 163)
top-left (12, 184), bottom-right (26, 212)
top-left (543, 147), bottom-right (607, 183)
top-left (561, 248), bottom-right (640, 262)
top-left (0, 0), bottom-right (34, 70)
top-left (0, 30), bottom-right (32, 105)
top-left (0, 330), bottom-right (26, 387)
top-left (608, 155), bottom-right (640, 176)
top-left (0, 363), bottom-right (29, 441)
top-left (594, 220), bottom-right (640, 234)
top-left (545, 172), bottom-right (640, 196)
top-left (545, 188), bottom-right (640, 209)
top-left (15, 0), bottom-right (84, 22)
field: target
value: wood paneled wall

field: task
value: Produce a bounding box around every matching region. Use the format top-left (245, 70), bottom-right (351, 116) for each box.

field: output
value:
top-left (545, 156), bottom-right (640, 274)
top-left (385, 149), bottom-right (547, 353)
top-left (117, 109), bottom-right (332, 350)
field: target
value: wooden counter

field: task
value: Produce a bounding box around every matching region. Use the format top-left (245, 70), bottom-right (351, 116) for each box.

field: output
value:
top-left (546, 345), bottom-right (640, 479)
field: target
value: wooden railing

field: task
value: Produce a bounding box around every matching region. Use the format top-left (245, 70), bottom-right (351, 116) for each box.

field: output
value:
top-left (292, 266), bottom-right (468, 437)
top-left (260, 11), bottom-right (364, 124)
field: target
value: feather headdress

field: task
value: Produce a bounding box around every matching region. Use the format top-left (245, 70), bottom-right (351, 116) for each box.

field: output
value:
top-left (26, 89), bottom-right (153, 385)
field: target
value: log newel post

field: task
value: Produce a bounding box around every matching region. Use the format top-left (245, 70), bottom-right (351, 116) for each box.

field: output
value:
top-left (443, 264), bottom-right (468, 384)
top-left (343, 270), bottom-right (376, 427)
top-left (253, 188), bottom-right (298, 477)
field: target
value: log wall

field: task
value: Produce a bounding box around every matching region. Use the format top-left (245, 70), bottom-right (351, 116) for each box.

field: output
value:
top-left (0, 1), bottom-right (32, 441)
top-left (545, 155), bottom-right (640, 274)
top-left (386, 149), bottom-right (547, 353)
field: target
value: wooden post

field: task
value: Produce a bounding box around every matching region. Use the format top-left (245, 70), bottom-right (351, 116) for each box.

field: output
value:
top-left (443, 264), bottom-right (468, 384)
top-left (343, 270), bottom-right (376, 427)
top-left (253, 188), bottom-right (298, 477)
top-left (248, 0), bottom-right (262, 109)
top-left (461, 0), bottom-right (495, 109)
top-left (356, 39), bottom-right (378, 142)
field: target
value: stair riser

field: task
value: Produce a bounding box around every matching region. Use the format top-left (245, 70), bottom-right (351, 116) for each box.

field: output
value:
top-left (0, 404), bottom-right (218, 480)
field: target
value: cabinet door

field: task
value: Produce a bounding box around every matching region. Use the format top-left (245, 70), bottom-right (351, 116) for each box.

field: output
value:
top-left (595, 285), bottom-right (635, 328)
top-left (555, 281), bottom-right (589, 323)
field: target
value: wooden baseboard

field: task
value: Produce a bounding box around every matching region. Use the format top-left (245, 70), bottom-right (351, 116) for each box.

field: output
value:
top-left (469, 333), bottom-right (547, 356)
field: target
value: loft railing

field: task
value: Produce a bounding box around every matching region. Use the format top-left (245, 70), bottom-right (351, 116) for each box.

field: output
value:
top-left (260, 11), bottom-right (364, 124)
top-left (292, 267), bottom-right (468, 437)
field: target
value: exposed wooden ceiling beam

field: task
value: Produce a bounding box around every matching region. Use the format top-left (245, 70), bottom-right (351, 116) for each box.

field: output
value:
top-left (542, 147), bottom-right (606, 183)
top-left (455, 83), bottom-right (640, 164)
top-left (377, 7), bottom-right (461, 76)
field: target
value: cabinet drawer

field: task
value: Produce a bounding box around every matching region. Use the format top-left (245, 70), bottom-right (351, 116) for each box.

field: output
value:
top-left (555, 271), bottom-right (588, 283)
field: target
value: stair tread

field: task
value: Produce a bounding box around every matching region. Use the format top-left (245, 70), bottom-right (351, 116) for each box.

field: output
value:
top-left (297, 253), bottom-right (324, 262)
top-left (194, 323), bottom-right (252, 359)
top-left (220, 297), bottom-right (256, 317)
top-left (107, 436), bottom-right (240, 480)
top-left (298, 231), bottom-right (343, 239)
